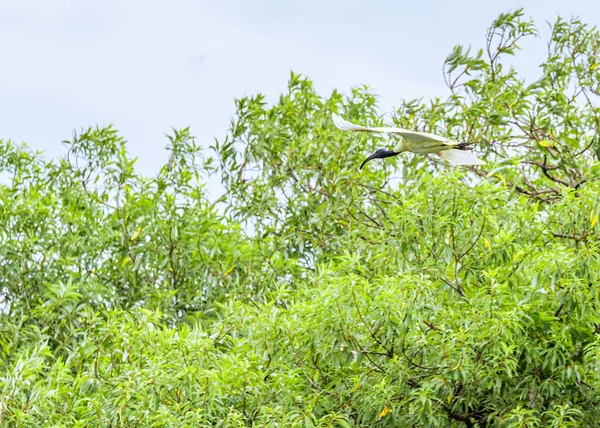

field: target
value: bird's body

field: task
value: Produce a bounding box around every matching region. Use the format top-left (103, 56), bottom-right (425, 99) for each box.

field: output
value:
top-left (331, 113), bottom-right (484, 168)
top-left (398, 140), bottom-right (450, 155)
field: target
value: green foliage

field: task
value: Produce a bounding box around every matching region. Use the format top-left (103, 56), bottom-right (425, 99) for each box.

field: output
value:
top-left (2, 8), bottom-right (600, 427)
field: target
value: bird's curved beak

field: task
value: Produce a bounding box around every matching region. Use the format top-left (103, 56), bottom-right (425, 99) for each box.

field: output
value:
top-left (359, 149), bottom-right (397, 170)
top-left (360, 153), bottom-right (380, 170)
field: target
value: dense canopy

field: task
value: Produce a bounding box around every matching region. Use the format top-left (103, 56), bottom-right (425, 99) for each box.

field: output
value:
top-left (2, 9), bottom-right (600, 427)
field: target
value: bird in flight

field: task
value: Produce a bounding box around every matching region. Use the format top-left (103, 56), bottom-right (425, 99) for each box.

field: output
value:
top-left (331, 113), bottom-right (485, 169)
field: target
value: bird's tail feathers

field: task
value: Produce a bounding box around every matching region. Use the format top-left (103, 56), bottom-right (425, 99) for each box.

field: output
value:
top-left (438, 149), bottom-right (485, 166)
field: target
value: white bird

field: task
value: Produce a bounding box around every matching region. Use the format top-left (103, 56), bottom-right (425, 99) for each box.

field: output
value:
top-left (331, 113), bottom-right (485, 169)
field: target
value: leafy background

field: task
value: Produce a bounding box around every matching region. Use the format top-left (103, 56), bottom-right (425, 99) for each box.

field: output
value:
top-left (2, 9), bottom-right (600, 427)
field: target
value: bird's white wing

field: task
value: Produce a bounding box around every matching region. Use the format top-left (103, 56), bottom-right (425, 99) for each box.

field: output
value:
top-left (332, 113), bottom-right (454, 144)
top-left (332, 112), bottom-right (409, 134)
top-left (438, 149), bottom-right (485, 166)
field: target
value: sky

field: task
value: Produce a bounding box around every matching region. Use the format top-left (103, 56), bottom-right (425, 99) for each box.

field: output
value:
top-left (2, 0), bottom-right (600, 199)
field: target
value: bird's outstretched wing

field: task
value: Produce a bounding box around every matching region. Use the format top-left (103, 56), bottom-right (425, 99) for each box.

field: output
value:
top-left (437, 149), bottom-right (485, 165)
top-left (332, 112), bottom-right (454, 144)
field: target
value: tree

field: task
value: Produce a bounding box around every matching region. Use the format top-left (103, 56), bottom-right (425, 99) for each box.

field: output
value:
top-left (1, 8), bottom-right (600, 427)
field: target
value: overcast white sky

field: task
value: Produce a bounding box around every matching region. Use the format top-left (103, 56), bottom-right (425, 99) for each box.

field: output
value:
top-left (2, 0), bottom-right (600, 197)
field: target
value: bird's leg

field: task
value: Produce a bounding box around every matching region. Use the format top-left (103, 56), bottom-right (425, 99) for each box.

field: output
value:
top-left (455, 142), bottom-right (474, 150)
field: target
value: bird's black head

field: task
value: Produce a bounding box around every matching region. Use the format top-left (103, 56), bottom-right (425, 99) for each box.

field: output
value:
top-left (360, 148), bottom-right (399, 170)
